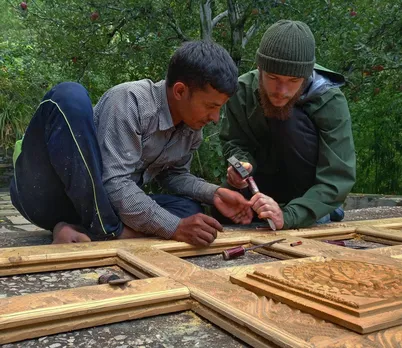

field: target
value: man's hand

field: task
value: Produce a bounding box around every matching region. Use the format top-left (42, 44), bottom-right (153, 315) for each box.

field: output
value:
top-left (227, 162), bottom-right (253, 189)
top-left (213, 188), bottom-right (253, 224)
top-left (249, 193), bottom-right (284, 229)
top-left (172, 213), bottom-right (223, 246)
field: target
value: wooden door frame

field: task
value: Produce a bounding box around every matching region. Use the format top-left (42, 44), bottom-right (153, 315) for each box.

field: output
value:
top-left (1, 219), bottom-right (402, 347)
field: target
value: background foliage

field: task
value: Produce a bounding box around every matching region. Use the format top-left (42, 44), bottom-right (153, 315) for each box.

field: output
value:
top-left (1, 0), bottom-right (402, 194)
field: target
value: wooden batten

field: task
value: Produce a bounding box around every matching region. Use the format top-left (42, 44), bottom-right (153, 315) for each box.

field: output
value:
top-left (192, 302), bottom-right (278, 348)
top-left (356, 226), bottom-right (402, 242)
top-left (0, 300), bottom-right (191, 344)
top-left (0, 277), bottom-right (190, 341)
top-left (0, 257), bottom-right (117, 277)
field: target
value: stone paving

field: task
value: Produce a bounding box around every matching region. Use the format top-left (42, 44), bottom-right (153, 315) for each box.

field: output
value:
top-left (1, 189), bottom-right (401, 347)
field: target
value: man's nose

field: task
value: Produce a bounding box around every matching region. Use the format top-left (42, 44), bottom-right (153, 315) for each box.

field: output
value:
top-left (209, 111), bottom-right (220, 124)
top-left (276, 82), bottom-right (288, 95)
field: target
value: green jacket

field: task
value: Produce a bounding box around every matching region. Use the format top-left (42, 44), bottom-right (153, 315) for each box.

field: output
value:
top-left (220, 65), bottom-right (356, 229)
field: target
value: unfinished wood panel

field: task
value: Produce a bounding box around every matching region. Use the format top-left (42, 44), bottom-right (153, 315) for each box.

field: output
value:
top-left (154, 237), bottom-right (252, 257)
top-left (287, 227), bottom-right (357, 238)
top-left (116, 258), bottom-right (153, 279)
top-left (1, 300), bottom-right (191, 344)
top-left (356, 226), bottom-right (402, 242)
top-left (0, 238), bottom-right (168, 258)
top-left (250, 237), bottom-right (357, 259)
top-left (192, 302), bottom-right (277, 348)
top-left (0, 257), bottom-right (117, 276)
top-left (231, 256), bottom-right (402, 334)
top-left (340, 218), bottom-right (402, 227)
top-left (0, 277), bottom-right (189, 333)
top-left (366, 245), bottom-right (402, 259)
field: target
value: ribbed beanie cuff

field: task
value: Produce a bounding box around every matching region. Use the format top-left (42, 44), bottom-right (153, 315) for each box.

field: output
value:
top-left (256, 20), bottom-right (316, 78)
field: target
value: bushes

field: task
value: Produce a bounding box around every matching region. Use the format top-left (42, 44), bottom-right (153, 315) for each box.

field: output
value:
top-left (2, 0), bottom-right (402, 194)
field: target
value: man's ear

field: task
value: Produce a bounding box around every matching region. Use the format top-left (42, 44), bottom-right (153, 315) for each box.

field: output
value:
top-left (172, 82), bottom-right (188, 100)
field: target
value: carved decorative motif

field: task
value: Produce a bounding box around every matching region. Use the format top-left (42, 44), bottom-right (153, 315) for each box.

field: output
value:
top-left (280, 259), bottom-right (402, 299)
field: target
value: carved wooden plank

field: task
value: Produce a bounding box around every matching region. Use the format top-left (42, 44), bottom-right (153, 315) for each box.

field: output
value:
top-left (231, 256), bottom-right (402, 334)
top-left (340, 218), bottom-right (402, 227)
top-left (0, 257), bottom-right (117, 276)
top-left (287, 227), bottom-right (356, 238)
top-left (192, 302), bottom-right (276, 348)
top-left (128, 247), bottom-right (311, 348)
top-left (250, 237), bottom-right (353, 258)
top-left (356, 226), bottom-right (402, 242)
top-left (365, 245), bottom-right (402, 258)
top-left (1, 300), bottom-right (191, 344)
top-left (0, 277), bottom-right (189, 337)
top-left (154, 237), bottom-right (251, 257)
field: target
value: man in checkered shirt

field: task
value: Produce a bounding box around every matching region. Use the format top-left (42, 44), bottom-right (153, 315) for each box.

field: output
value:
top-left (10, 41), bottom-right (253, 245)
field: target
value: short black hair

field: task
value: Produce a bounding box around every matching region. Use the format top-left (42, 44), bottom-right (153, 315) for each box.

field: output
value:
top-left (166, 40), bottom-right (238, 97)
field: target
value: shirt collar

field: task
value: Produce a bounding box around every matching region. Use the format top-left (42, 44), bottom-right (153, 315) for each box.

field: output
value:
top-left (159, 80), bottom-right (175, 131)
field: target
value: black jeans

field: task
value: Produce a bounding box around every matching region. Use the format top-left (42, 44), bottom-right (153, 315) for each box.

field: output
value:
top-left (10, 82), bottom-right (202, 240)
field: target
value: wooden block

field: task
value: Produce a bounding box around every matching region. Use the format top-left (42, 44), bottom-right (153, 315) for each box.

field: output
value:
top-left (231, 256), bottom-right (402, 334)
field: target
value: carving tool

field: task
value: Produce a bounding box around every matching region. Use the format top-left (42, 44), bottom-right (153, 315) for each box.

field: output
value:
top-left (290, 241), bottom-right (302, 247)
top-left (228, 156), bottom-right (276, 231)
top-left (98, 273), bottom-right (129, 285)
top-left (222, 238), bottom-right (286, 260)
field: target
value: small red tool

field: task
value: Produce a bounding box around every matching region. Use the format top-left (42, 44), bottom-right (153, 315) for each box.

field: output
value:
top-left (290, 241), bottom-right (302, 247)
top-left (228, 156), bottom-right (276, 231)
top-left (222, 238), bottom-right (286, 260)
top-left (98, 273), bottom-right (129, 285)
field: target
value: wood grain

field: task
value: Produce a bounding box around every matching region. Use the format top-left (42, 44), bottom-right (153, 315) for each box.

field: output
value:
top-left (0, 300), bottom-right (191, 344)
top-left (0, 277), bottom-right (189, 331)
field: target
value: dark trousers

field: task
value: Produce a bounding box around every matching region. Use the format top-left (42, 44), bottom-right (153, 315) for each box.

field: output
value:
top-left (10, 82), bottom-right (202, 240)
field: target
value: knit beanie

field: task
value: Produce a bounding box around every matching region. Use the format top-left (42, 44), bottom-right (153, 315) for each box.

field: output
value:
top-left (256, 20), bottom-right (315, 78)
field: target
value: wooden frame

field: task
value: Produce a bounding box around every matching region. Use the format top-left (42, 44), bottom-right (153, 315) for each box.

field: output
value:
top-left (1, 218), bottom-right (402, 347)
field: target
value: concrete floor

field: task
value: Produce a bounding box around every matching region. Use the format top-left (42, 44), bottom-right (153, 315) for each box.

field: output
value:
top-left (1, 191), bottom-right (401, 348)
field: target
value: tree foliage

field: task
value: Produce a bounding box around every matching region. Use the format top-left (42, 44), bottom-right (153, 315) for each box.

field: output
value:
top-left (1, 0), bottom-right (402, 193)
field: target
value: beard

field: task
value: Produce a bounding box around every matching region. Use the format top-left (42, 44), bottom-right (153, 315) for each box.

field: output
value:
top-left (258, 76), bottom-right (306, 121)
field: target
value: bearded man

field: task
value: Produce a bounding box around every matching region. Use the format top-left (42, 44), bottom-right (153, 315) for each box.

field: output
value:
top-left (218, 20), bottom-right (356, 230)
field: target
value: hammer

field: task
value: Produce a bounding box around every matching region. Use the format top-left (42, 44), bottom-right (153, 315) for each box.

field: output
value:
top-left (222, 238), bottom-right (286, 260)
top-left (228, 156), bottom-right (276, 230)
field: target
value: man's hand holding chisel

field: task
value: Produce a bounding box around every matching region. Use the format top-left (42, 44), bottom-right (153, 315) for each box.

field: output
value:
top-left (227, 156), bottom-right (284, 230)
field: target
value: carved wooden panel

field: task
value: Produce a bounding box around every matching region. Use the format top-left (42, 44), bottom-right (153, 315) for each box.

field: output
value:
top-left (231, 256), bottom-right (402, 334)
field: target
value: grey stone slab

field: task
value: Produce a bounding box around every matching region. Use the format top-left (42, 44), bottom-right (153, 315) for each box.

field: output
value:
top-left (7, 215), bottom-right (31, 225)
top-left (14, 224), bottom-right (45, 232)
